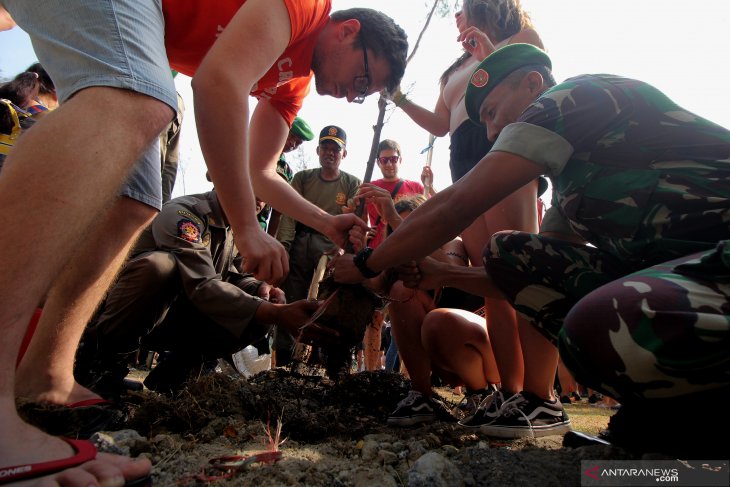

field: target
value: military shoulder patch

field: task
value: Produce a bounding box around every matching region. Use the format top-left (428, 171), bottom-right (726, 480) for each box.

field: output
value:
top-left (471, 68), bottom-right (489, 88)
top-left (177, 219), bottom-right (201, 243)
top-left (177, 210), bottom-right (203, 226)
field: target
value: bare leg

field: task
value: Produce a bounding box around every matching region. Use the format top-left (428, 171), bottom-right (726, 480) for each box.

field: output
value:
top-left (388, 283), bottom-right (434, 396)
top-left (518, 314), bottom-right (559, 401)
top-left (422, 309), bottom-right (499, 390)
top-left (0, 86), bottom-right (169, 478)
top-left (461, 181), bottom-right (539, 394)
top-left (557, 359), bottom-right (578, 398)
top-left (462, 220), bottom-right (521, 393)
top-left (16, 197), bottom-right (156, 405)
top-left (363, 309), bottom-right (384, 371)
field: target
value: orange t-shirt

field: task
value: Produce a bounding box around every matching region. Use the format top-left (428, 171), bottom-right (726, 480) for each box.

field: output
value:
top-left (162, 0), bottom-right (331, 125)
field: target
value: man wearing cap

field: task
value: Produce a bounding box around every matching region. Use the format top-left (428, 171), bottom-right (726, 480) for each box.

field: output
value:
top-left (0, 2), bottom-right (407, 481)
top-left (334, 44), bottom-right (730, 452)
top-left (259, 116), bottom-right (315, 235)
top-left (275, 125), bottom-right (361, 363)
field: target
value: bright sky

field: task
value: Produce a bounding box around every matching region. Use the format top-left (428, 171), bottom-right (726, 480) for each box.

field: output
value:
top-left (1, 0), bottom-right (729, 200)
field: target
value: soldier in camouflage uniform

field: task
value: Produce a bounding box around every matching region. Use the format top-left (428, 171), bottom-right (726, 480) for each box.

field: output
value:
top-left (334, 44), bottom-right (730, 452)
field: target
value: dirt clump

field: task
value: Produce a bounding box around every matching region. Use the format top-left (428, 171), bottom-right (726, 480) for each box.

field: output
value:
top-left (92, 368), bottom-right (634, 486)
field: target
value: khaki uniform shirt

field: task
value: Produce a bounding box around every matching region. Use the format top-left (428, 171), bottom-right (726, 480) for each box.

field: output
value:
top-left (133, 191), bottom-right (264, 336)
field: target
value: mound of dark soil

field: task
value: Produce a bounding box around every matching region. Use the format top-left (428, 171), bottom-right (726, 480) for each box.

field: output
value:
top-left (129, 369), bottom-right (457, 442)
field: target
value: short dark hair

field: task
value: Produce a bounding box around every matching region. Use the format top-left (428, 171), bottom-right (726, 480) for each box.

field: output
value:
top-left (377, 139), bottom-right (401, 157)
top-left (330, 8), bottom-right (408, 93)
top-left (394, 194), bottom-right (426, 214)
top-left (0, 72), bottom-right (41, 108)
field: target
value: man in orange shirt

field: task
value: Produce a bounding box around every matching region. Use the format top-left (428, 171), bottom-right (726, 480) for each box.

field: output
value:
top-left (0, 1), bottom-right (407, 485)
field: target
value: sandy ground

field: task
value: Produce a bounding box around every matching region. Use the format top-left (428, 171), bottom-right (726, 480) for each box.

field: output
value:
top-left (75, 367), bottom-right (630, 487)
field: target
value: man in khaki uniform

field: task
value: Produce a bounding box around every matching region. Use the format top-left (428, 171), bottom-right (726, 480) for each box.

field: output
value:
top-left (274, 125), bottom-right (361, 363)
top-left (77, 190), bottom-right (327, 394)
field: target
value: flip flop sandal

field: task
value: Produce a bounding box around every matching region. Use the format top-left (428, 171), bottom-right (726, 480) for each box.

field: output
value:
top-left (65, 398), bottom-right (115, 408)
top-left (0, 437), bottom-right (152, 486)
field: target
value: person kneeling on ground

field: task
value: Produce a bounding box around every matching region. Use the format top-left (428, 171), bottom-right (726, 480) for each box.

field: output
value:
top-left (349, 188), bottom-right (490, 426)
top-left (76, 189), bottom-right (339, 396)
top-left (335, 44), bottom-right (730, 454)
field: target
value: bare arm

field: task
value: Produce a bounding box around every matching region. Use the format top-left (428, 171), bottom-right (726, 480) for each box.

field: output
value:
top-left (0, 6), bottom-right (15, 31)
top-left (399, 257), bottom-right (504, 299)
top-left (192, 0), bottom-right (291, 284)
top-left (371, 151), bottom-right (542, 270)
top-left (333, 151), bottom-right (544, 282)
top-left (421, 165), bottom-right (436, 196)
top-left (248, 102), bottom-right (365, 247)
top-left (397, 90), bottom-right (451, 137)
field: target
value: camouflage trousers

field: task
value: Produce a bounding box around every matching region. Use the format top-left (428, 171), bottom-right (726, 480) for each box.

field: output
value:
top-left (485, 231), bottom-right (730, 403)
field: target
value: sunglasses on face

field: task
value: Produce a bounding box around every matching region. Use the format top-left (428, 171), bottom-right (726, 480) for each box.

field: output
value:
top-left (378, 155), bottom-right (400, 165)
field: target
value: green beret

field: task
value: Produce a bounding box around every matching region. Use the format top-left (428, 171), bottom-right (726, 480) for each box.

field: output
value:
top-left (290, 117), bottom-right (314, 141)
top-left (465, 44), bottom-right (552, 124)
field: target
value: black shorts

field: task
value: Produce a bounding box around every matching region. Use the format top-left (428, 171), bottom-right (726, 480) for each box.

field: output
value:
top-left (434, 287), bottom-right (483, 313)
top-left (449, 120), bottom-right (492, 183)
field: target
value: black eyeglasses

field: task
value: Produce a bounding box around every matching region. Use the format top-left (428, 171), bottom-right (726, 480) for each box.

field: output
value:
top-left (378, 155), bottom-right (400, 165)
top-left (352, 43), bottom-right (370, 104)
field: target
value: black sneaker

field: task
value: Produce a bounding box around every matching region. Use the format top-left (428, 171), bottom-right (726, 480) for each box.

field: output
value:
top-left (455, 386), bottom-right (492, 417)
top-left (478, 391), bottom-right (571, 438)
top-left (588, 393), bottom-right (603, 404)
top-left (387, 390), bottom-right (435, 426)
top-left (458, 386), bottom-right (505, 428)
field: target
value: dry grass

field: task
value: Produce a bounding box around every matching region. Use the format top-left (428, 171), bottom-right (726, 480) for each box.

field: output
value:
top-left (563, 402), bottom-right (614, 436)
top-left (436, 386), bottom-right (616, 437)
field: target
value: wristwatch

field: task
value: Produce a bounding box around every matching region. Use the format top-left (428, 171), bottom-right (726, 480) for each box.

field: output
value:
top-left (353, 247), bottom-right (381, 278)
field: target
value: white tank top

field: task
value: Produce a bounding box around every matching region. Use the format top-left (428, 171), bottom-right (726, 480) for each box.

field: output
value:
top-left (442, 37), bottom-right (514, 134)
top-left (442, 56), bottom-right (481, 135)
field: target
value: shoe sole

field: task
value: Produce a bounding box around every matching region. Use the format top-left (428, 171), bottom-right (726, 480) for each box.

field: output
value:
top-left (479, 421), bottom-right (572, 439)
top-left (458, 417), bottom-right (497, 429)
top-left (387, 415), bottom-right (435, 427)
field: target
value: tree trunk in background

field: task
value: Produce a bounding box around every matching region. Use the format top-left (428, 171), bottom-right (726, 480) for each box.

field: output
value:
top-left (357, 0), bottom-right (442, 193)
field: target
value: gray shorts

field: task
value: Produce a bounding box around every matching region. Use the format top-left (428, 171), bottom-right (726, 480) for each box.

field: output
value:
top-left (3, 0), bottom-right (178, 209)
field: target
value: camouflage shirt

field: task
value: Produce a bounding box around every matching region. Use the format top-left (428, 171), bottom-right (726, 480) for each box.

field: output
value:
top-left (492, 74), bottom-right (730, 265)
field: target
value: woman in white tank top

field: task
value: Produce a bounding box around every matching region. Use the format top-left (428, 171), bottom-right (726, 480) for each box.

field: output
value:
top-left (392, 0), bottom-right (546, 407)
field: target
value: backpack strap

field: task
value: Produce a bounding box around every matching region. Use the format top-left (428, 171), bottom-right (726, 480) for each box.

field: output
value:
top-left (0, 99), bottom-right (25, 156)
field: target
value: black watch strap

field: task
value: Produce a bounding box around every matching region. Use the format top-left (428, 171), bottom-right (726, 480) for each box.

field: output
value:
top-left (353, 247), bottom-right (381, 278)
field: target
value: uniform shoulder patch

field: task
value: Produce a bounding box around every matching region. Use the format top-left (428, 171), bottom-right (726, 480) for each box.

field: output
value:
top-left (177, 219), bottom-right (201, 243)
top-left (177, 210), bottom-right (203, 226)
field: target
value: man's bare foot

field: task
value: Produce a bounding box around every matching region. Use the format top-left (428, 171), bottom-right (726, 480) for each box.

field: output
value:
top-left (0, 413), bottom-right (150, 486)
